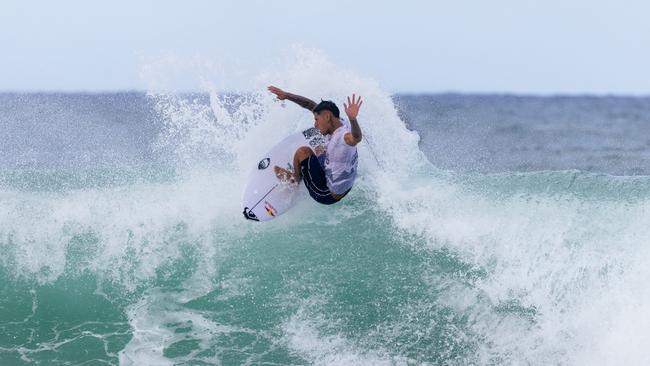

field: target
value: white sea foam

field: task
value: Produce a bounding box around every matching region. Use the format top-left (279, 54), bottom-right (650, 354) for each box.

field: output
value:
top-left (283, 300), bottom-right (416, 366)
top-left (0, 170), bottom-right (242, 288)
top-left (120, 288), bottom-right (226, 365)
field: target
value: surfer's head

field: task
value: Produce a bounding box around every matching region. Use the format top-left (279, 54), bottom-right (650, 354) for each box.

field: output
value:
top-left (313, 100), bottom-right (341, 134)
top-left (313, 100), bottom-right (340, 119)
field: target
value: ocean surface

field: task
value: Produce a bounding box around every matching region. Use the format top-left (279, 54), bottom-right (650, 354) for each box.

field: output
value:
top-left (2, 70), bottom-right (650, 364)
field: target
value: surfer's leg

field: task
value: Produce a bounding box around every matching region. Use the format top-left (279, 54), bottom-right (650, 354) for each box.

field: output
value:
top-left (299, 153), bottom-right (338, 205)
top-left (292, 146), bottom-right (314, 181)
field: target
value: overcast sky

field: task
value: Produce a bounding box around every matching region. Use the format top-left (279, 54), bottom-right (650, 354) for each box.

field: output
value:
top-left (1, 0), bottom-right (648, 94)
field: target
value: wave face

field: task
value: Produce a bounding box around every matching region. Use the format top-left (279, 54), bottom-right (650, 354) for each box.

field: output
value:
top-left (2, 49), bottom-right (650, 365)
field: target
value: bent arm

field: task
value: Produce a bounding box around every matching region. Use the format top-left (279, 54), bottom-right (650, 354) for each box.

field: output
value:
top-left (345, 118), bottom-right (363, 146)
top-left (344, 94), bottom-right (363, 146)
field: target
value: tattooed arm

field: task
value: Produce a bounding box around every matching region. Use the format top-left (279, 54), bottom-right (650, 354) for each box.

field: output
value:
top-left (268, 85), bottom-right (317, 111)
top-left (344, 94), bottom-right (363, 146)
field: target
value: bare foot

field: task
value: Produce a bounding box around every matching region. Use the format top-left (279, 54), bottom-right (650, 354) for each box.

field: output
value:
top-left (273, 166), bottom-right (297, 185)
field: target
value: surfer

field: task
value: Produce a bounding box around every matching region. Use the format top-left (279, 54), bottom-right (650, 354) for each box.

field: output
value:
top-left (268, 86), bottom-right (362, 204)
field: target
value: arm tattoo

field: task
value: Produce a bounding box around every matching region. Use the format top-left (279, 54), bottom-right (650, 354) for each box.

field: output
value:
top-left (286, 93), bottom-right (317, 111)
top-left (349, 118), bottom-right (363, 142)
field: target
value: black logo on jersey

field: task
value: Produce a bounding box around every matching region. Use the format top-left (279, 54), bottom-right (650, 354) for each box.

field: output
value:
top-left (302, 127), bottom-right (320, 139)
top-left (309, 136), bottom-right (325, 147)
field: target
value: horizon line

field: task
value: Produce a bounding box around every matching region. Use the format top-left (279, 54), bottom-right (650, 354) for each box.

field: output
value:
top-left (1, 89), bottom-right (649, 98)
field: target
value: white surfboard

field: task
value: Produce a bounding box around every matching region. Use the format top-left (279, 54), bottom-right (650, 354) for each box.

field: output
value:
top-left (242, 127), bottom-right (326, 221)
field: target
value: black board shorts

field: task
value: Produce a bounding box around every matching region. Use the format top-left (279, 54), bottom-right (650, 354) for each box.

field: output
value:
top-left (300, 155), bottom-right (342, 205)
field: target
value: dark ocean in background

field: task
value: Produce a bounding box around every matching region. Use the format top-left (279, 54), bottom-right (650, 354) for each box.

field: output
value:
top-left (3, 93), bottom-right (650, 174)
top-left (397, 94), bottom-right (650, 175)
top-left (2, 86), bottom-right (650, 365)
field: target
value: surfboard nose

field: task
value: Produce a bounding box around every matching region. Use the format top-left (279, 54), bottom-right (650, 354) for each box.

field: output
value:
top-left (242, 207), bottom-right (259, 221)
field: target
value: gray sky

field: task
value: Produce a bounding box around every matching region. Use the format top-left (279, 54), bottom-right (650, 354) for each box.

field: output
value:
top-left (1, 0), bottom-right (649, 94)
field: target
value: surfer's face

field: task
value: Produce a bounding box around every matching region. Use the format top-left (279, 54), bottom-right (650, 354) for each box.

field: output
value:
top-left (314, 111), bottom-right (331, 134)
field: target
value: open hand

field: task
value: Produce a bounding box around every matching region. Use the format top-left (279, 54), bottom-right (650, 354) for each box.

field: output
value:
top-left (344, 94), bottom-right (363, 120)
top-left (268, 86), bottom-right (288, 100)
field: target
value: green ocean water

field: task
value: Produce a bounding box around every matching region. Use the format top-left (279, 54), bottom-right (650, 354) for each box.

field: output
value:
top-left (0, 187), bottom-right (486, 365)
top-left (3, 165), bottom-right (650, 365)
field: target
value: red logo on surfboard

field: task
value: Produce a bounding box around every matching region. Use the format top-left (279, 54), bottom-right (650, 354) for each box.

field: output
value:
top-left (264, 201), bottom-right (277, 217)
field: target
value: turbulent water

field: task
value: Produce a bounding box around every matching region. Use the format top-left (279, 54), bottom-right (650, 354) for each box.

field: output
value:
top-left (2, 51), bottom-right (650, 365)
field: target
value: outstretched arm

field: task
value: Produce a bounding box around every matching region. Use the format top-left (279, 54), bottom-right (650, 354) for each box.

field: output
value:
top-left (344, 94), bottom-right (363, 146)
top-left (268, 85), bottom-right (317, 111)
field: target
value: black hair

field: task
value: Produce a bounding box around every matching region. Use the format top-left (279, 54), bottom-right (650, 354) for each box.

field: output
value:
top-left (313, 100), bottom-right (340, 118)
